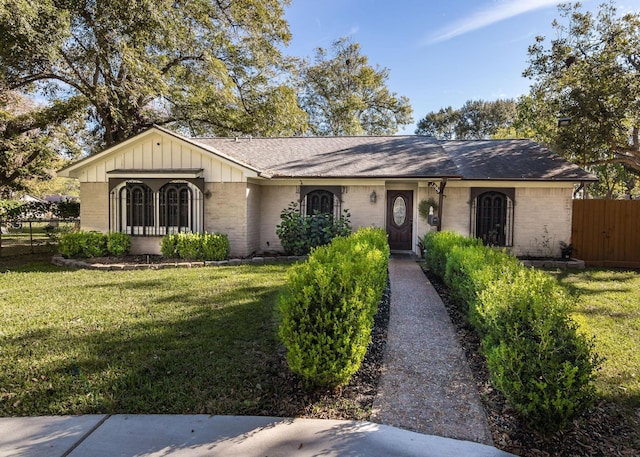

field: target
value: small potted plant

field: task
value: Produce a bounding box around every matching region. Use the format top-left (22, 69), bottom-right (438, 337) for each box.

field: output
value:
top-left (559, 241), bottom-right (574, 260)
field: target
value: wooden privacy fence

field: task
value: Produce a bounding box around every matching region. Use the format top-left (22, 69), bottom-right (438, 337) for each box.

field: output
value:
top-left (572, 200), bottom-right (640, 268)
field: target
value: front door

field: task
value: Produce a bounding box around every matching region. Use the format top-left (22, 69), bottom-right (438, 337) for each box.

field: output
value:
top-left (386, 190), bottom-right (413, 250)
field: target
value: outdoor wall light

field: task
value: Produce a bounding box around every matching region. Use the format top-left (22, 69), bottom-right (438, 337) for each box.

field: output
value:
top-left (558, 117), bottom-right (572, 127)
top-left (204, 190), bottom-right (212, 199)
top-left (370, 191), bottom-right (377, 203)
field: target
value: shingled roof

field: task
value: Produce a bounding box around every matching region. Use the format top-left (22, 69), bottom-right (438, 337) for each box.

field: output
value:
top-left (192, 136), bottom-right (460, 179)
top-left (193, 134), bottom-right (596, 181)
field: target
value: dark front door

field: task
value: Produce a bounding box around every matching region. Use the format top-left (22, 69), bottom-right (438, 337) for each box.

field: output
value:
top-left (386, 190), bottom-right (413, 250)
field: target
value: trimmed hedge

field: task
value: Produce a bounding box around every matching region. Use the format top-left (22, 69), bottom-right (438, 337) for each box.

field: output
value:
top-left (106, 232), bottom-right (131, 256)
top-left (59, 231), bottom-right (131, 258)
top-left (278, 227), bottom-right (389, 389)
top-left (424, 231), bottom-right (601, 431)
top-left (423, 231), bottom-right (481, 278)
top-left (160, 232), bottom-right (229, 261)
top-left (443, 244), bottom-right (521, 326)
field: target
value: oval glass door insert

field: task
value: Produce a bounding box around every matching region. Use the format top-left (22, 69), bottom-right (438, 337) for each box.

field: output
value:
top-left (393, 196), bottom-right (406, 226)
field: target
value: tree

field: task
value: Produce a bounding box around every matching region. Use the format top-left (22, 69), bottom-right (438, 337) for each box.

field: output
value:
top-left (0, 91), bottom-right (84, 193)
top-left (414, 106), bottom-right (460, 139)
top-left (523, 2), bottom-right (640, 174)
top-left (0, 0), bottom-right (307, 152)
top-left (415, 99), bottom-right (516, 139)
top-left (299, 37), bottom-right (413, 136)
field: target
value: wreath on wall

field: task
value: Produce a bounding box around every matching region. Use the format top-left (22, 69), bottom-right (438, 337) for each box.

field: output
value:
top-left (418, 197), bottom-right (438, 222)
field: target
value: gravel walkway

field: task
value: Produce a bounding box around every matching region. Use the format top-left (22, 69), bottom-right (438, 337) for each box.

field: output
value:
top-left (372, 257), bottom-right (493, 445)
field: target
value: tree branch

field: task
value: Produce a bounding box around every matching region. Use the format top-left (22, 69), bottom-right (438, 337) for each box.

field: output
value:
top-left (161, 54), bottom-right (205, 74)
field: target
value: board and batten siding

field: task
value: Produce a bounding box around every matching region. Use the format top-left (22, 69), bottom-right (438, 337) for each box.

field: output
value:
top-left (74, 133), bottom-right (250, 183)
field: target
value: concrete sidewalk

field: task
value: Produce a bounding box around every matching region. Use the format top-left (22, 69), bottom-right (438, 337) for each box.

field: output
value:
top-left (0, 415), bottom-right (514, 457)
top-left (0, 257), bottom-right (516, 456)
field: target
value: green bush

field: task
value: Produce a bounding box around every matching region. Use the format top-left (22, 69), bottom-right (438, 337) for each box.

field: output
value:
top-left (58, 231), bottom-right (107, 258)
top-left (160, 232), bottom-right (229, 261)
top-left (423, 231), bottom-right (601, 431)
top-left (106, 232), bottom-right (131, 256)
top-left (278, 227), bottom-right (389, 389)
top-left (160, 233), bottom-right (179, 258)
top-left (444, 244), bottom-right (521, 319)
top-left (200, 233), bottom-right (230, 261)
top-left (478, 269), bottom-right (601, 430)
top-left (53, 200), bottom-right (80, 219)
top-left (423, 231), bottom-right (480, 278)
top-left (276, 202), bottom-right (352, 256)
top-left (0, 200), bottom-right (24, 219)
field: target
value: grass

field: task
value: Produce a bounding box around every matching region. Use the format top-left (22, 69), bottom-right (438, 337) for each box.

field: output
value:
top-left (549, 268), bottom-right (640, 407)
top-left (0, 261), bottom-right (292, 416)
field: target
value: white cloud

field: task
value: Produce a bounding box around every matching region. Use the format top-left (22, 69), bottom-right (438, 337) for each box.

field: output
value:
top-left (424, 0), bottom-right (559, 45)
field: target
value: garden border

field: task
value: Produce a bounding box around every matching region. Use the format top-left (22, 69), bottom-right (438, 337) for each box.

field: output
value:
top-left (51, 254), bottom-right (307, 270)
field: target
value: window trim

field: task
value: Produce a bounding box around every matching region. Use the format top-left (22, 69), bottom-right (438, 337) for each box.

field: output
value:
top-left (299, 186), bottom-right (342, 218)
top-left (109, 178), bottom-right (204, 236)
top-left (470, 188), bottom-right (515, 247)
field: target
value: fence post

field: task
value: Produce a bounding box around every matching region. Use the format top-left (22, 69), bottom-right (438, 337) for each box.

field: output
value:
top-left (29, 220), bottom-right (34, 254)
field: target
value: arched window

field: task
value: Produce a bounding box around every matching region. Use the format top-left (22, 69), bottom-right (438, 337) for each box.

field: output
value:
top-left (111, 180), bottom-right (203, 236)
top-left (121, 183), bottom-right (154, 235)
top-left (306, 190), bottom-right (335, 215)
top-left (299, 186), bottom-right (342, 217)
top-left (159, 183), bottom-right (192, 231)
top-left (471, 189), bottom-right (514, 247)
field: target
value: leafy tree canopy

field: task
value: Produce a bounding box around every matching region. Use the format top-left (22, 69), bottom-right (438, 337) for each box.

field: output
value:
top-left (523, 2), bottom-right (640, 173)
top-left (0, 0), bottom-right (307, 153)
top-left (298, 37), bottom-right (413, 136)
top-left (415, 99), bottom-right (516, 139)
top-left (0, 91), bottom-right (84, 192)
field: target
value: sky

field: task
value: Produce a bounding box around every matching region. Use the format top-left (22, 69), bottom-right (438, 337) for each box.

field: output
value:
top-left (281, 0), bottom-right (632, 135)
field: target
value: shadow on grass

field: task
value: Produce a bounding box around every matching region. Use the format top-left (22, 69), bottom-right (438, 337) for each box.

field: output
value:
top-left (0, 272), bottom-right (294, 417)
top-left (549, 268), bottom-right (638, 297)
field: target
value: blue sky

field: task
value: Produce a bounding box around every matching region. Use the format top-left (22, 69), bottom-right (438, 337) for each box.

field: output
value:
top-left (282, 0), bottom-right (620, 134)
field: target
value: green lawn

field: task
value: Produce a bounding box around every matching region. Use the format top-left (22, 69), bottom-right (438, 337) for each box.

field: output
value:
top-left (550, 268), bottom-right (640, 407)
top-left (0, 262), bottom-right (292, 416)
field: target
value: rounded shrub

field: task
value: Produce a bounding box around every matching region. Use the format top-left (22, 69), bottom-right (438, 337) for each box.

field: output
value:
top-left (276, 202), bottom-right (352, 256)
top-left (58, 231), bottom-right (107, 258)
top-left (278, 227), bottom-right (389, 389)
top-left (478, 268), bottom-right (601, 430)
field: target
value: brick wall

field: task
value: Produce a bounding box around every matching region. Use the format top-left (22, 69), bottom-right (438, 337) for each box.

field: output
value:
top-left (343, 185), bottom-right (386, 230)
top-left (512, 187), bottom-right (573, 257)
top-left (79, 182), bottom-right (109, 232)
top-left (441, 187), bottom-right (471, 235)
top-left (416, 187), bottom-right (439, 241)
top-left (246, 183), bottom-right (262, 255)
top-left (258, 185), bottom-right (298, 253)
top-left (438, 184), bottom-right (573, 257)
top-left (204, 182), bottom-right (249, 257)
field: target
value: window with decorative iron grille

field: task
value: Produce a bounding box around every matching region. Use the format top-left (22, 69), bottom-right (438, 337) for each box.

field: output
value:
top-left (470, 189), bottom-right (514, 247)
top-left (110, 180), bottom-right (203, 236)
top-left (299, 186), bottom-right (342, 218)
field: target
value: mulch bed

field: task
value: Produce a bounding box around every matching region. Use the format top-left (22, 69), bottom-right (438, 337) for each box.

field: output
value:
top-left (421, 266), bottom-right (640, 457)
top-left (261, 277), bottom-right (391, 421)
